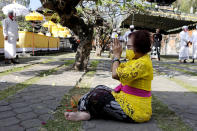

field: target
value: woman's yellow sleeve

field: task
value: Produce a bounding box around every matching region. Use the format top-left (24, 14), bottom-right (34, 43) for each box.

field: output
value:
top-left (116, 61), bottom-right (148, 82)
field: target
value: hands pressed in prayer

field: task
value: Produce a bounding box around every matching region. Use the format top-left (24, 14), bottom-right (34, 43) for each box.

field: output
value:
top-left (112, 38), bottom-right (121, 80)
top-left (112, 38), bottom-right (122, 59)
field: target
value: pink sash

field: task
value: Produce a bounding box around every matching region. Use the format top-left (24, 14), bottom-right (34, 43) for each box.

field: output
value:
top-left (114, 84), bottom-right (151, 97)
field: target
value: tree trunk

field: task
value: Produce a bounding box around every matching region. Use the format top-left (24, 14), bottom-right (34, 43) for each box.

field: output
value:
top-left (75, 38), bottom-right (93, 70)
top-left (95, 45), bottom-right (102, 56)
top-left (94, 27), bottom-right (103, 56)
top-left (95, 34), bottom-right (102, 56)
top-left (40, 0), bottom-right (94, 71)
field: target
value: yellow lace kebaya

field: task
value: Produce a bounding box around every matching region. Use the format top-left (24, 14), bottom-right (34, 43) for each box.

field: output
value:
top-left (112, 54), bottom-right (153, 122)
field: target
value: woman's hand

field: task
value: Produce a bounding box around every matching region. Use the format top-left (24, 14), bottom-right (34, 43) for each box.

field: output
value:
top-left (111, 38), bottom-right (121, 80)
top-left (112, 38), bottom-right (122, 59)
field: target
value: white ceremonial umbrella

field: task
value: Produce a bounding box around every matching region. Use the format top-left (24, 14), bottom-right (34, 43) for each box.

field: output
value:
top-left (2, 2), bottom-right (29, 16)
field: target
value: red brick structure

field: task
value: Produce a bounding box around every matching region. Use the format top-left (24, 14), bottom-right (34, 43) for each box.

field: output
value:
top-left (160, 30), bottom-right (193, 55)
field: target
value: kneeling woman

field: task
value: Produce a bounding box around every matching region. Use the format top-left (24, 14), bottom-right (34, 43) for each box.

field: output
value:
top-left (65, 30), bottom-right (153, 123)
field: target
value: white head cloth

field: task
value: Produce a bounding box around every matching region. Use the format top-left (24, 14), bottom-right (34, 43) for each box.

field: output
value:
top-left (130, 25), bottom-right (134, 29)
top-left (182, 26), bottom-right (188, 30)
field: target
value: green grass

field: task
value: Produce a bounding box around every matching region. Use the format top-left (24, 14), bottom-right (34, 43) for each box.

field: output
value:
top-left (41, 59), bottom-right (55, 64)
top-left (86, 71), bottom-right (96, 77)
top-left (151, 69), bottom-right (193, 130)
top-left (0, 64), bottom-right (33, 77)
top-left (64, 60), bottom-right (75, 66)
top-left (152, 95), bottom-right (192, 131)
top-left (153, 69), bottom-right (166, 75)
top-left (41, 87), bottom-right (90, 131)
top-left (0, 60), bottom-right (75, 101)
top-left (42, 60), bottom-right (99, 131)
top-left (170, 78), bottom-right (197, 94)
top-left (154, 63), bottom-right (197, 76)
top-left (34, 52), bottom-right (71, 57)
top-left (0, 77), bottom-right (40, 101)
top-left (0, 58), bottom-right (57, 77)
top-left (167, 66), bottom-right (197, 76)
top-left (154, 65), bottom-right (197, 94)
top-left (90, 60), bottom-right (100, 70)
top-left (0, 66), bottom-right (60, 101)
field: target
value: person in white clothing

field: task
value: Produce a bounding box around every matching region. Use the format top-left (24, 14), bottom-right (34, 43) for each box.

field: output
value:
top-left (179, 26), bottom-right (190, 63)
top-left (2, 11), bottom-right (19, 64)
top-left (109, 29), bottom-right (118, 58)
top-left (191, 25), bottom-right (197, 63)
top-left (123, 25), bottom-right (135, 43)
top-left (111, 29), bottom-right (118, 39)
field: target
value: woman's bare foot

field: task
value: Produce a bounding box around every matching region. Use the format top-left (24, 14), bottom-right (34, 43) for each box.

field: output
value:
top-left (64, 111), bottom-right (91, 121)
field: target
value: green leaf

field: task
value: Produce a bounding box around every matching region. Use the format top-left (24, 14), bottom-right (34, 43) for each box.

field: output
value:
top-left (96, 0), bottom-right (103, 5)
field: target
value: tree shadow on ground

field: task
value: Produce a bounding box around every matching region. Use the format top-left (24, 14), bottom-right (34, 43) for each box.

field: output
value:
top-left (0, 81), bottom-right (196, 131)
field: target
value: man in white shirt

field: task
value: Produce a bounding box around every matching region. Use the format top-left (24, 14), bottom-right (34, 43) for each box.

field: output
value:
top-left (111, 29), bottom-right (118, 39)
top-left (191, 25), bottom-right (197, 63)
top-left (109, 29), bottom-right (118, 58)
top-left (179, 26), bottom-right (190, 63)
top-left (123, 25), bottom-right (135, 43)
top-left (2, 10), bottom-right (19, 64)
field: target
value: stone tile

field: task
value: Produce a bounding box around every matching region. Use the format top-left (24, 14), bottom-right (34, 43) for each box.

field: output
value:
top-left (183, 113), bottom-right (197, 121)
top-left (28, 99), bottom-right (43, 104)
top-left (21, 119), bottom-right (41, 129)
top-left (186, 107), bottom-right (197, 115)
top-left (0, 111), bottom-right (16, 119)
top-left (42, 100), bottom-right (59, 107)
top-left (8, 98), bottom-right (25, 104)
top-left (10, 102), bottom-right (29, 108)
top-left (43, 100), bottom-right (60, 110)
top-left (38, 114), bottom-right (51, 121)
top-left (13, 106), bottom-right (32, 114)
top-left (0, 105), bottom-right (12, 112)
top-left (31, 103), bottom-right (46, 109)
top-left (0, 100), bottom-right (9, 106)
top-left (26, 127), bottom-right (40, 131)
top-left (40, 96), bottom-right (55, 101)
top-left (16, 112), bottom-right (37, 121)
top-left (22, 92), bottom-right (45, 98)
top-left (44, 103), bottom-right (59, 110)
top-left (21, 96), bottom-right (39, 101)
top-left (39, 127), bottom-right (48, 131)
top-left (0, 117), bottom-right (19, 126)
top-left (0, 125), bottom-right (24, 131)
top-left (33, 108), bottom-right (52, 115)
top-left (0, 55), bottom-right (84, 130)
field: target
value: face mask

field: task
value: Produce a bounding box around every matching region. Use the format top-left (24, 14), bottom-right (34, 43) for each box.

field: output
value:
top-left (126, 49), bottom-right (135, 60)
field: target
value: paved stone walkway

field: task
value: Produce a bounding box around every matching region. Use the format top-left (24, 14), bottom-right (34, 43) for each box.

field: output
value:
top-left (152, 59), bottom-right (197, 131)
top-left (152, 76), bottom-right (197, 130)
top-left (0, 52), bottom-right (75, 72)
top-left (0, 53), bottom-right (84, 131)
top-left (0, 61), bottom-right (65, 91)
top-left (0, 53), bottom-right (75, 91)
top-left (153, 59), bottom-right (197, 87)
top-left (1, 53), bottom-right (197, 131)
top-left (0, 68), bottom-right (84, 131)
top-left (0, 56), bottom-right (46, 72)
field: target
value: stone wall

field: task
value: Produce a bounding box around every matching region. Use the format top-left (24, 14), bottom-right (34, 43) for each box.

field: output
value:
top-left (160, 30), bottom-right (193, 56)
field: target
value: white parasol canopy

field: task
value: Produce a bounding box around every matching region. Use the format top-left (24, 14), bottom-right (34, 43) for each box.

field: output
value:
top-left (2, 3), bottom-right (29, 16)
